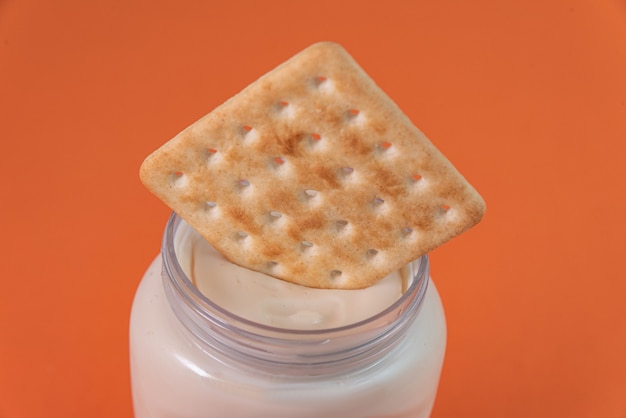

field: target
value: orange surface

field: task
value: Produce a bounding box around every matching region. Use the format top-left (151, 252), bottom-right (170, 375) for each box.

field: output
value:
top-left (1, 0), bottom-right (625, 416)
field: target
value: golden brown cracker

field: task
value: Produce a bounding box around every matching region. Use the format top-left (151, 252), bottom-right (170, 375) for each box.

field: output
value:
top-left (140, 42), bottom-right (485, 289)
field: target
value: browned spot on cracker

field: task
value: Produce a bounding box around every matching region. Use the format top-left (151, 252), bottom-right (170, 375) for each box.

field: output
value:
top-left (371, 164), bottom-right (405, 194)
top-left (345, 134), bottom-right (370, 156)
top-left (286, 213), bottom-right (326, 241)
top-left (299, 213), bottom-right (326, 231)
top-left (274, 131), bottom-right (305, 157)
top-left (259, 241), bottom-right (284, 260)
top-left (410, 202), bottom-right (438, 231)
top-left (225, 207), bottom-right (261, 235)
top-left (310, 163), bottom-right (340, 188)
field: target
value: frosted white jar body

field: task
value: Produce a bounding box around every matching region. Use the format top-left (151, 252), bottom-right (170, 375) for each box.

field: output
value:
top-left (130, 214), bottom-right (447, 417)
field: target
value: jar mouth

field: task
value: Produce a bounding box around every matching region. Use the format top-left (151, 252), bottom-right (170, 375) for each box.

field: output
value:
top-left (162, 212), bottom-right (430, 338)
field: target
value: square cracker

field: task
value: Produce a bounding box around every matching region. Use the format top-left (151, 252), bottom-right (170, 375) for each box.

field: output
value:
top-left (140, 42), bottom-right (485, 289)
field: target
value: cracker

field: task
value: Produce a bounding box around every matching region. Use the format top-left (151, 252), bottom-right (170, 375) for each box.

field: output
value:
top-left (140, 42), bottom-right (485, 289)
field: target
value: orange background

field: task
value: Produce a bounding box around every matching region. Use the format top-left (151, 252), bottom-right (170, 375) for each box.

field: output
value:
top-left (1, 0), bottom-right (625, 417)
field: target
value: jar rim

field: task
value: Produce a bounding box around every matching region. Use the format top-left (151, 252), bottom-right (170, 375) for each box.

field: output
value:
top-left (162, 212), bottom-right (430, 338)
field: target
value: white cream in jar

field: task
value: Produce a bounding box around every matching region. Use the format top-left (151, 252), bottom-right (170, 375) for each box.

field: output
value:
top-left (130, 214), bottom-right (447, 417)
top-left (177, 221), bottom-right (409, 330)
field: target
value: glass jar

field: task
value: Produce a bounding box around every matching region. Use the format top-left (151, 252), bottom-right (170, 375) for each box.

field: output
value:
top-left (130, 213), bottom-right (447, 418)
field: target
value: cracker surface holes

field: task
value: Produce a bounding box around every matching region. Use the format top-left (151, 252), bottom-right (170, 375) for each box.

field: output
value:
top-left (169, 172), bottom-right (187, 188)
top-left (302, 189), bottom-right (322, 206)
top-left (340, 167), bottom-right (356, 182)
top-left (240, 125), bottom-right (259, 141)
top-left (336, 220), bottom-right (349, 231)
top-left (372, 197), bottom-right (385, 206)
top-left (438, 205), bottom-right (453, 219)
top-left (342, 167), bottom-right (354, 175)
top-left (203, 201), bottom-right (220, 217)
top-left (313, 75), bottom-right (332, 91)
top-left (276, 100), bottom-right (294, 118)
top-left (265, 261), bottom-right (281, 275)
top-left (205, 148), bottom-right (221, 165)
top-left (376, 141), bottom-right (396, 158)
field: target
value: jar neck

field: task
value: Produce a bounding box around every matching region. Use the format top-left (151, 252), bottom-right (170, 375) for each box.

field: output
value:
top-left (161, 213), bottom-right (430, 377)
